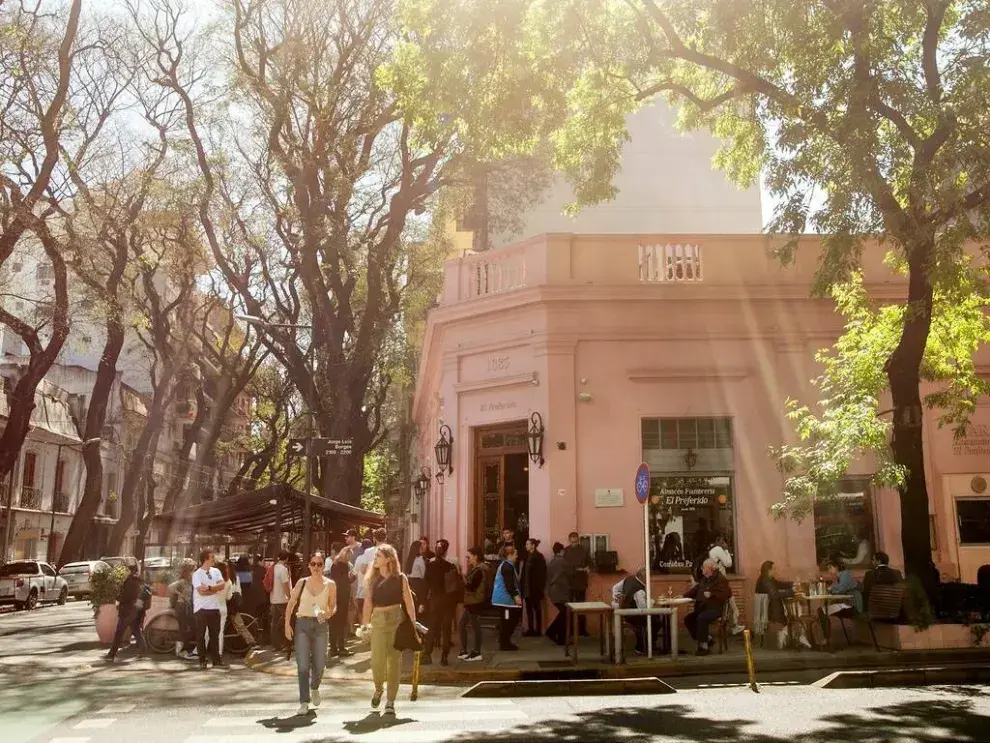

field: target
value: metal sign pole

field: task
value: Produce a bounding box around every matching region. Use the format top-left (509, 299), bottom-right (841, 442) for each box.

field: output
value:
top-left (645, 496), bottom-right (652, 659)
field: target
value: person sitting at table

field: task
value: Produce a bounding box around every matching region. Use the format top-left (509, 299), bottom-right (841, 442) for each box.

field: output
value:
top-left (756, 560), bottom-right (812, 649)
top-left (610, 567), bottom-right (662, 655)
top-left (683, 558), bottom-right (731, 656)
top-left (862, 551), bottom-right (903, 606)
top-left (818, 556), bottom-right (864, 646)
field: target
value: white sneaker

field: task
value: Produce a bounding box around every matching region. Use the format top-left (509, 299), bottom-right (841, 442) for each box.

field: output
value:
top-left (174, 641), bottom-right (183, 656)
top-left (799, 635), bottom-right (813, 649)
top-left (731, 625), bottom-right (746, 635)
top-left (296, 703), bottom-right (309, 716)
top-left (311, 688), bottom-right (321, 707)
top-left (456, 651), bottom-right (470, 660)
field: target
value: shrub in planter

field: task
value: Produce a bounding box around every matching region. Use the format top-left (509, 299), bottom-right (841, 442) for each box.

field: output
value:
top-left (90, 565), bottom-right (129, 643)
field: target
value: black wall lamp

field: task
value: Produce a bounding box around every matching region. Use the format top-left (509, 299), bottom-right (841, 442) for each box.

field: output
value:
top-left (684, 448), bottom-right (698, 470)
top-left (527, 412), bottom-right (545, 467)
top-left (434, 424), bottom-right (453, 483)
top-left (414, 467), bottom-right (431, 502)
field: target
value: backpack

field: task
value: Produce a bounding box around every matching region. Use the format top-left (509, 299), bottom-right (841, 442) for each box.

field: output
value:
top-left (443, 560), bottom-right (463, 601)
top-left (263, 562), bottom-right (275, 593)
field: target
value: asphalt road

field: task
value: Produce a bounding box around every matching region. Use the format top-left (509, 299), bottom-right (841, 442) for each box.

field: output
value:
top-left (3, 603), bottom-right (990, 743)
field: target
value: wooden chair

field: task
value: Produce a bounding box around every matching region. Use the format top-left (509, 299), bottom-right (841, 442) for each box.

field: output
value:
top-left (784, 596), bottom-right (817, 648)
top-left (866, 582), bottom-right (906, 651)
top-left (753, 593), bottom-right (770, 648)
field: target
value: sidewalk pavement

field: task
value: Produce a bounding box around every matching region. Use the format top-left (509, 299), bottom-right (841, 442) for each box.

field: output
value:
top-left (245, 628), bottom-right (990, 685)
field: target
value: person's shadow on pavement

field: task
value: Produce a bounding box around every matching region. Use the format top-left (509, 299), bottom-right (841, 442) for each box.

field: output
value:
top-left (258, 711), bottom-right (318, 733)
top-left (343, 712), bottom-right (413, 735)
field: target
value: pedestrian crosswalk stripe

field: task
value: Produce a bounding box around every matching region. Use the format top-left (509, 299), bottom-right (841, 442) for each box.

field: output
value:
top-left (49, 738), bottom-right (91, 743)
top-left (97, 703), bottom-right (135, 714)
top-left (203, 707), bottom-right (526, 727)
top-left (185, 730), bottom-right (504, 743)
top-left (72, 719), bottom-right (116, 730)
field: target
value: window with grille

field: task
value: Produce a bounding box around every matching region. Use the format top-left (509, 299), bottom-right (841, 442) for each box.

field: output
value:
top-left (642, 418), bottom-right (733, 450)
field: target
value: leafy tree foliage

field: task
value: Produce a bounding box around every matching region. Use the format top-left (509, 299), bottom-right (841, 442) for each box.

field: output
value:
top-left (391, 0), bottom-right (990, 585)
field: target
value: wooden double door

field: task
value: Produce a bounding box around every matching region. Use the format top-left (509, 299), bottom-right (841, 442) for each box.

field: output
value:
top-left (474, 423), bottom-right (530, 556)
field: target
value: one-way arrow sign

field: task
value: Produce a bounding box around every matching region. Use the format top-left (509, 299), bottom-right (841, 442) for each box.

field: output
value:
top-left (288, 438), bottom-right (308, 456)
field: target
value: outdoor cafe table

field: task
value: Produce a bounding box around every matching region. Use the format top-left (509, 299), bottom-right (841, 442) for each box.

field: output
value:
top-left (565, 601), bottom-right (612, 663)
top-left (798, 593), bottom-right (854, 651)
top-left (612, 597), bottom-right (694, 663)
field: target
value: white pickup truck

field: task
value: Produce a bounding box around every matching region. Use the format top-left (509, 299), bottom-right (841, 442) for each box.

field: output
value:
top-left (0, 560), bottom-right (68, 610)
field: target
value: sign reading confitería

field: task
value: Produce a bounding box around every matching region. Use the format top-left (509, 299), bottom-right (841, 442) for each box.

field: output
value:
top-left (952, 423), bottom-right (990, 457)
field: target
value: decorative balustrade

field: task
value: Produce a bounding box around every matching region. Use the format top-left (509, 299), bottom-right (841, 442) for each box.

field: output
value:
top-left (19, 486), bottom-right (40, 509)
top-left (639, 243), bottom-right (703, 283)
top-left (465, 247), bottom-right (527, 298)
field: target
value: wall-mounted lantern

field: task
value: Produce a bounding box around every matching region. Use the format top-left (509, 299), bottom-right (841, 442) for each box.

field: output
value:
top-left (414, 468), bottom-right (431, 502)
top-left (434, 424), bottom-right (453, 483)
top-left (527, 412), bottom-right (545, 467)
top-left (684, 448), bottom-right (698, 470)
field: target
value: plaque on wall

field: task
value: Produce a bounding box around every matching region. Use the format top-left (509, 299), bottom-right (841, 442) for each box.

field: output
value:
top-left (594, 488), bottom-right (624, 508)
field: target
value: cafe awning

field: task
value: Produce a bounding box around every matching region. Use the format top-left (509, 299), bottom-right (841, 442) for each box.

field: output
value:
top-left (153, 483), bottom-right (384, 538)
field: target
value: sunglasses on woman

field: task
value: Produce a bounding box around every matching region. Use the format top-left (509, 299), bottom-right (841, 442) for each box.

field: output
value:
top-left (309, 561), bottom-right (322, 567)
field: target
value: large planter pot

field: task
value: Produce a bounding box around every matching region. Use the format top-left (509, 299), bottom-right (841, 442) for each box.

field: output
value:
top-left (95, 604), bottom-right (119, 644)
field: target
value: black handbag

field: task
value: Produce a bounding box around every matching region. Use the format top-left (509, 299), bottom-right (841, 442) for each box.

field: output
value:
top-left (393, 576), bottom-right (423, 652)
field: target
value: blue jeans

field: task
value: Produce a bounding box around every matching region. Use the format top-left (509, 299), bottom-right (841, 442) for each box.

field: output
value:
top-left (294, 617), bottom-right (329, 703)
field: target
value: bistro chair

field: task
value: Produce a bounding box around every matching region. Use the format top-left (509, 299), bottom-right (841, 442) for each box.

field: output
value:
top-left (783, 596), bottom-right (817, 649)
top-left (753, 593), bottom-right (770, 647)
top-left (866, 582), bottom-right (906, 651)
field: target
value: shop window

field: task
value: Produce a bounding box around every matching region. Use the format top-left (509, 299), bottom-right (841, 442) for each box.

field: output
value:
top-left (813, 479), bottom-right (876, 567)
top-left (648, 475), bottom-right (735, 574)
top-left (956, 498), bottom-right (990, 545)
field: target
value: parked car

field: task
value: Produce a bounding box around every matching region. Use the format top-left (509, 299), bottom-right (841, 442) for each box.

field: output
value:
top-left (0, 560), bottom-right (69, 610)
top-left (58, 560), bottom-right (110, 599)
top-left (142, 556), bottom-right (173, 585)
top-left (100, 556), bottom-right (141, 572)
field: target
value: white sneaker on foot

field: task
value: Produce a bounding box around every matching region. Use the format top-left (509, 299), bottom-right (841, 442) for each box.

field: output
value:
top-left (731, 625), bottom-right (746, 635)
top-left (311, 688), bottom-right (321, 707)
top-left (456, 651), bottom-right (470, 660)
top-left (799, 635), bottom-right (813, 649)
top-left (296, 703), bottom-right (309, 716)
top-left (174, 641), bottom-right (183, 656)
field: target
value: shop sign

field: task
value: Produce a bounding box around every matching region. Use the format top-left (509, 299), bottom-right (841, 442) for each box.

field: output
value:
top-left (952, 424), bottom-right (990, 457)
top-left (651, 477), bottom-right (732, 512)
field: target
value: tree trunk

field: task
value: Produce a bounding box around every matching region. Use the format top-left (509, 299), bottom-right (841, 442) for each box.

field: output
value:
top-left (885, 244), bottom-right (936, 597)
top-left (161, 385), bottom-right (209, 512)
top-left (58, 316), bottom-right (126, 567)
top-left (105, 377), bottom-right (173, 555)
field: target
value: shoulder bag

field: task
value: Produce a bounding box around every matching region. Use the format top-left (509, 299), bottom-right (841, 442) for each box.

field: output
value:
top-left (393, 575), bottom-right (423, 652)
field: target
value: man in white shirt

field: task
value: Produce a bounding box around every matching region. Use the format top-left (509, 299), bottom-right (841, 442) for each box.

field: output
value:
top-left (708, 534), bottom-right (744, 634)
top-left (269, 550), bottom-right (292, 653)
top-left (192, 549), bottom-right (226, 669)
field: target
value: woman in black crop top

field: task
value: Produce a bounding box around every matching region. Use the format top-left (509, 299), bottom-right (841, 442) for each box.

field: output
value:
top-left (361, 544), bottom-right (417, 716)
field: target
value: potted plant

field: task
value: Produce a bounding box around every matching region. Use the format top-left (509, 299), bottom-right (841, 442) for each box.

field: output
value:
top-left (90, 564), bottom-right (129, 643)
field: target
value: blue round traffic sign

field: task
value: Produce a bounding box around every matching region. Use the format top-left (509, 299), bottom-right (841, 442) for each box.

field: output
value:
top-left (635, 463), bottom-right (651, 504)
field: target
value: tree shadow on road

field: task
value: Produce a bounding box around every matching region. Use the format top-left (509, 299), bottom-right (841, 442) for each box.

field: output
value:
top-left (303, 697), bottom-right (990, 743)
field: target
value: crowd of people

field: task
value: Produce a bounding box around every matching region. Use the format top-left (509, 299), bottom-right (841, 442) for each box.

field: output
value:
top-left (101, 523), bottom-right (906, 718)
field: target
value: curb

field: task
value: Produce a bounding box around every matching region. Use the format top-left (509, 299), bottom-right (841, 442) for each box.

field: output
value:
top-left (815, 665), bottom-right (990, 689)
top-left (462, 677), bottom-right (676, 698)
top-left (245, 647), bottom-right (990, 686)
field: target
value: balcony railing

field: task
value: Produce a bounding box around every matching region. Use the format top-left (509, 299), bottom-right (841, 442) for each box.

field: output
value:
top-left (52, 492), bottom-right (70, 513)
top-left (464, 246), bottom-right (527, 298)
top-left (639, 243), bottom-right (703, 282)
top-left (19, 486), bottom-right (40, 509)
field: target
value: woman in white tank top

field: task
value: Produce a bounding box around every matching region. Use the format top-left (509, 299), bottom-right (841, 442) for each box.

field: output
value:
top-left (284, 551), bottom-right (337, 716)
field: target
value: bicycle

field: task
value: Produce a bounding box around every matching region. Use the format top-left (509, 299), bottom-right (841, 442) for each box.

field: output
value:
top-left (144, 607), bottom-right (260, 657)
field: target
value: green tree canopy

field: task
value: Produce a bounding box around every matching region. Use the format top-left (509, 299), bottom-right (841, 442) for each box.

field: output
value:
top-left (389, 0), bottom-right (990, 585)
